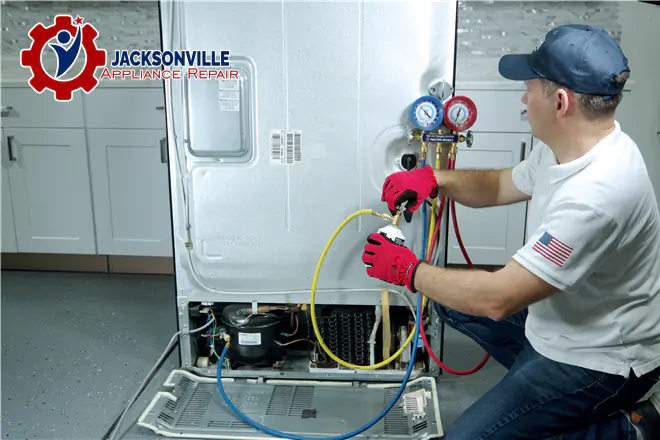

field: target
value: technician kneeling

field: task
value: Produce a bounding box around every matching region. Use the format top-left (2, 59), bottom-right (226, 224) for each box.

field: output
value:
top-left (362, 24), bottom-right (660, 440)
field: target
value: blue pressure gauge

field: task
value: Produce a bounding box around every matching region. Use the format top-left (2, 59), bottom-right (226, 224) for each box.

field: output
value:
top-left (409, 95), bottom-right (444, 132)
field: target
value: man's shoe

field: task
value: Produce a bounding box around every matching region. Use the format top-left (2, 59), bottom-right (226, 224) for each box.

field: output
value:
top-left (627, 392), bottom-right (660, 440)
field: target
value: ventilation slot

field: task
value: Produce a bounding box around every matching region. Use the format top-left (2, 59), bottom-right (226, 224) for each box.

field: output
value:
top-left (207, 420), bottom-right (253, 430)
top-left (157, 412), bottom-right (174, 425)
top-left (265, 385), bottom-right (314, 417)
top-left (382, 389), bottom-right (410, 436)
top-left (413, 421), bottom-right (428, 433)
top-left (177, 387), bottom-right (214, 427)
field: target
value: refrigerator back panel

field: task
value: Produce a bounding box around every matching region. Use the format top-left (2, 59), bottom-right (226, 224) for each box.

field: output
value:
top-left (163, 0), bottom-right (457, 302)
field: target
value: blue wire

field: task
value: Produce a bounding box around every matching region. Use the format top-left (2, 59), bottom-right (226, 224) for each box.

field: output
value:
top-left (216, 292), bottom-right (424, 440)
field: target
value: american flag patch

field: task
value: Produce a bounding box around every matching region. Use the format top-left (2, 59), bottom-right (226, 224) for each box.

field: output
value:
top-left (533, 232), bottom-right (573, 267)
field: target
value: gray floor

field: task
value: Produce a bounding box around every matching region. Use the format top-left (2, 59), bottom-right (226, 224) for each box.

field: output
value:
top-left (1, 270), bottom-right (506, 440)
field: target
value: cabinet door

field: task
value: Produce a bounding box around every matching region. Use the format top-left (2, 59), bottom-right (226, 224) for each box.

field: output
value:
top-left (447, 133), bottom-right (532, 266)
top-left (1, 128), bottom-right (18, 252)
top-left (87, 129), bottom-right (173, 257)
top-left (5, 128), bottom-right (96, 254)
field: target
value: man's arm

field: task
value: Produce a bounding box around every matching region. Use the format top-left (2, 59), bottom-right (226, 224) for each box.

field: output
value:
top-left (433, 168), bottom-right (531, 209)
top-left (413, 258), bottom-right (557, 320)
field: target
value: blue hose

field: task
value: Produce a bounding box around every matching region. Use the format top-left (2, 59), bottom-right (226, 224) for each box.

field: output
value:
top-left (420, 159), bottom-right (428, 262)
top-left (216, 291), bottom-right (424, 440)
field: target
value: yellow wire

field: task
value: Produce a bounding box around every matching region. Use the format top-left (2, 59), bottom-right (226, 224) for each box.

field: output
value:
top-left (310, 209), bottom-right (427, 370)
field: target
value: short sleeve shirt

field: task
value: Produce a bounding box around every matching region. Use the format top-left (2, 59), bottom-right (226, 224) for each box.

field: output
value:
top-left (511, 121), bottom-right (660, 378)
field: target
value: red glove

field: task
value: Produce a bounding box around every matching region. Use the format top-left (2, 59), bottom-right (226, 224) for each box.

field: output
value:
top-left (382, 166), bottom-right (438, 222)
top-left (362, 232), bottom-right (422, 292)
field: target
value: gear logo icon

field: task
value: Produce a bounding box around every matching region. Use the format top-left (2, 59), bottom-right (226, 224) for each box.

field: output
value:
top-left (20, 15), bottom-right (107, 102)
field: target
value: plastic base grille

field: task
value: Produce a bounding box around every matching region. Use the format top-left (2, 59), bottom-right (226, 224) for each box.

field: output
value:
top-left (138, 370), bottom-right (443, 439)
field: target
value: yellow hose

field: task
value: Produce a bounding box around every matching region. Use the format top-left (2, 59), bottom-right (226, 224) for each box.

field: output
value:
top-left (426, 154), bottom-right (442, 256)
top-left (310, 209), bottom-right (427, 370)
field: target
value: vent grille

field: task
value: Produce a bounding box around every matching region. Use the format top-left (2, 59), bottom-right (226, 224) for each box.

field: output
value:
top-left (139, 370), bottom-right (439, 439)
top-left (382, 389), bottom-right (409, 435)
top-left (265, 385), bottom-right (314, 417)
top-left (157, 412), bottom-right (174, 425)
top-left (177, 387), bottom-right (214, 427)
top-left (208, 420), bottom-right (253, 430)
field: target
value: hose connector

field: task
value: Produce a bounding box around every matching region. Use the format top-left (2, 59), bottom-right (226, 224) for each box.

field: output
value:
top-left (449, 143), bottom-right (459, 161)
top-left (371, 210), bottom-right (403, 227)
top-left (420, 141), bottom-right (428, 162)
top-left (223, 333), bottom-right (231, 348)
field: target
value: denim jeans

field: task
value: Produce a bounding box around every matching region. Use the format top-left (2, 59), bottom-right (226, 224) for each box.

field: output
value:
top-left (435, 304), bottom-right (660, 440)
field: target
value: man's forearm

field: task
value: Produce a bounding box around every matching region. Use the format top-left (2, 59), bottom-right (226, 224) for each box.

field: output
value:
top-left (413, 262), bottom-right (507, 320)
top-left (433, 169), bottom-right (501, 208)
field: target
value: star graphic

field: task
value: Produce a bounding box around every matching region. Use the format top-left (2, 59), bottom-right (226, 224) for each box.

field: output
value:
top-left (74, 15), bottom-right (84, 25)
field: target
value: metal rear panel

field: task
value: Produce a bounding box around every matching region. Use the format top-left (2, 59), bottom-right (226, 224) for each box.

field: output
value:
top-left (138, 370), bottom-right (443, 439)
top-left (161, 0), bottom-right (456, 306)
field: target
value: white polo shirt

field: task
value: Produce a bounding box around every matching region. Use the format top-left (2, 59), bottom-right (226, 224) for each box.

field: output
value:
top-left (511, 121), bottom-right (660, 378)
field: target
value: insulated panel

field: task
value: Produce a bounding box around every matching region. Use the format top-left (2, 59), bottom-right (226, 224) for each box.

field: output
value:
top-left (163, 0), bottom-right (457, 301)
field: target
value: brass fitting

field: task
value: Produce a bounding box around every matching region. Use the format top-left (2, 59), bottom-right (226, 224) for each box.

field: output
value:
top-left (420, 142), bottom-right (428, 162)
top-left (223, 333), bottom-right (231, 348)
top-left (448, 143), bottom-right (459, 161)
top-left (371, 210), bottom-right (403, 227)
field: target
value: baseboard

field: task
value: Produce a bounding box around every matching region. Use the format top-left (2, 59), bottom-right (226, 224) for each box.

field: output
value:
top-left (1, 253), bottom-right (174, 275)
top-left (1, 253), bottom-right (108, 272)
top-left (108, 255), bottom-right (174, 274)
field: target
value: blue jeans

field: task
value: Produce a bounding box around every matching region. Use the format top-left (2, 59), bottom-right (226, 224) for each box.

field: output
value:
top-left (436, 304), bottom-right (660, 440)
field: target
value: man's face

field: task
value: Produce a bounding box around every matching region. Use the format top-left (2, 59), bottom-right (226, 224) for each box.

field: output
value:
top-left (521, 79), bottom-right (555, 141)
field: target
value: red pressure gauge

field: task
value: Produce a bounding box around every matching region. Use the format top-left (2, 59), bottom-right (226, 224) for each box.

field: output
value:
top-left (443, 96), bottom-right (477, 132)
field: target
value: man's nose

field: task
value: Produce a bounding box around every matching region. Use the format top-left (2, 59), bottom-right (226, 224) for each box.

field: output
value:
top-left (521, 92), bottom-right (528, 105)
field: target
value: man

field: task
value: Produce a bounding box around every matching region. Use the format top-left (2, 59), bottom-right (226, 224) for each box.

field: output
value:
top-left (362, 24), bottom-right (660, 439)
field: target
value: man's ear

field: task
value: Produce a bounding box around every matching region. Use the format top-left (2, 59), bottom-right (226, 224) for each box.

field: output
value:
top-left (555, 89), bottom-right (573, 117)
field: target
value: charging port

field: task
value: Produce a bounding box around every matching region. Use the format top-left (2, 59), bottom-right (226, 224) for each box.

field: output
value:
top-left (401, 153), bottom-right (417, 171)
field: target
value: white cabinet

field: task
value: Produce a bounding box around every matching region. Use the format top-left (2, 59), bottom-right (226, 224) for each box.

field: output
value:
top-left (1, 128), bottom-right (18, 253)
top-left (4, 128), bottom-right (96, 254)
top-left (88, 129), bottom-right (172, 257)
top-left (447, 132), bottom-right (532, 266)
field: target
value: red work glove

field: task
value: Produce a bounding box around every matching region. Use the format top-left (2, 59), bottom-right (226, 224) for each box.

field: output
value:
top-left (362, 233), bottom-right (422, 292)
top-left (382, 166), bottom-right (438, 222)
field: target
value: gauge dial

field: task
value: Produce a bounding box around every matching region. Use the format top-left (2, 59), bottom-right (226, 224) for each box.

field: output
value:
top-left (444, 96), bottom-right (477, 132)
top-left (409, 95), bottom-right (444, 131)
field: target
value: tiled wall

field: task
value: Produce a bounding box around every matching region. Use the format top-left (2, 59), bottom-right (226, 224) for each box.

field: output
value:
top-left (456, 1), bottom-right (622, 81)
top-left (1, 0), bottom-right (161, 81)
top-left (1, 0), bottom-right (622, 83)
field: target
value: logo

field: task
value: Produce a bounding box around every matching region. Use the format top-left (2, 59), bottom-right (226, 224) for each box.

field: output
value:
top-left (20, 14), bottom-right (240, 102)
top-left (20, 15), bottom-right (106, 102)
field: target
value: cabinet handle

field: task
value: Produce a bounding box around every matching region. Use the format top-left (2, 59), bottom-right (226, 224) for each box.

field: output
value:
top-left (7, 135), bottom-right (16, 161)
top-left (1, 105), bottom-right (13, 117)
top-left (520, 140), bottom-right (526, 161)
top-left (156, 106), bottom-right (165, 111)
top-left (160, 137), bottom-right (168, 163)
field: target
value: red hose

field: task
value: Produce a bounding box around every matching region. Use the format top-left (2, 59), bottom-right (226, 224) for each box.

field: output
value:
top-left (417, 157), bottom-right (490, 375)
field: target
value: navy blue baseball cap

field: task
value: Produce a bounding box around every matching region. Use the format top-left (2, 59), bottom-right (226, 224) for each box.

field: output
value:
top-left (498, 24), bottom-right (630, 96)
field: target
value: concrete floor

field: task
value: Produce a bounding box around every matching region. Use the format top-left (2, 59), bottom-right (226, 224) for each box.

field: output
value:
top-left (1, 270), bottom-right (506, 440)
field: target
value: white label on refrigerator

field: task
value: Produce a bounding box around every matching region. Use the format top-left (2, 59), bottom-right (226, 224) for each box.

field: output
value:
top-left (219, 79), bottom-right (240, 111)
top-left (270, 129), bottom-right (302, 165)
top-left (238, 332), bottom-right (261, 346)
top-left (219, 99), bottom-right (240, 112)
